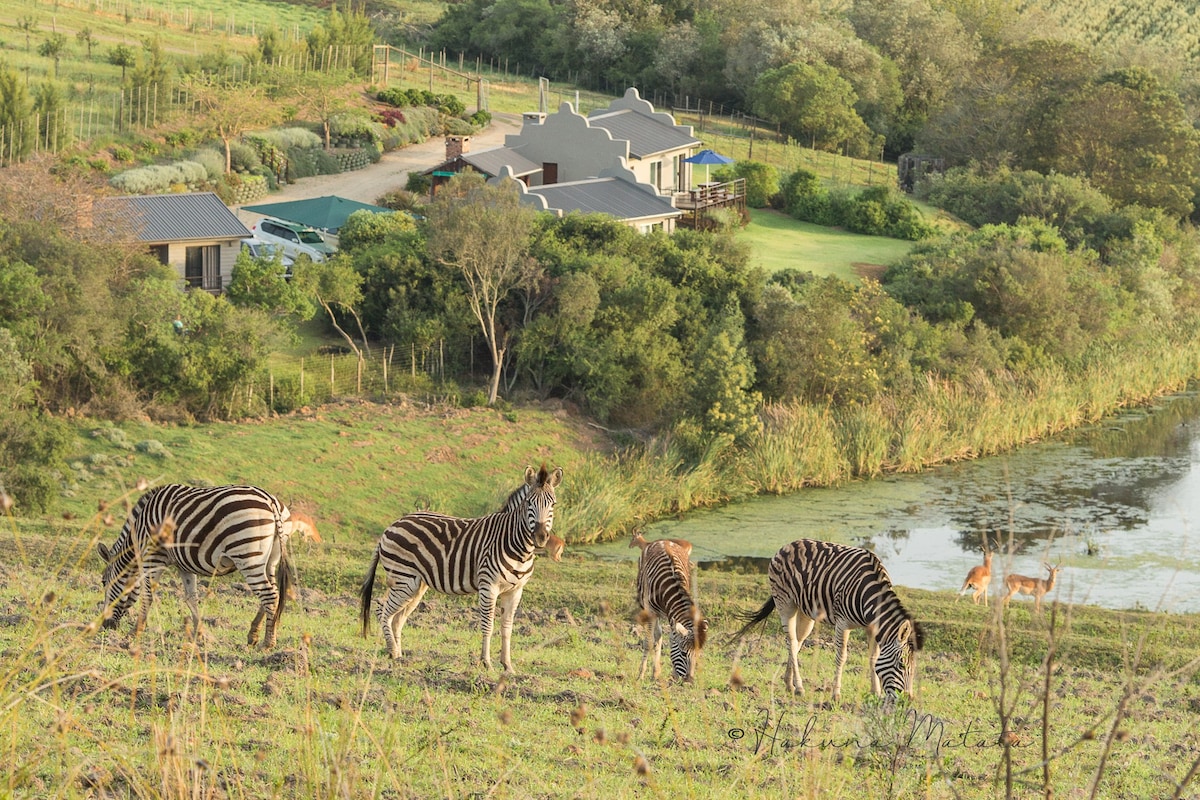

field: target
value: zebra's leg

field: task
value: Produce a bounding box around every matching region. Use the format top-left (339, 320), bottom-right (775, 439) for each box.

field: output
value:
top-left (246, 567), bottom-right (282, 648)
top-left (867, 630), bottom-right (883, 695)
top-left (180, 572), bottom-right (203, 640)
top-left (638, 612), bottom-right (662, 680)
top-left (832, 624), bottom-right (852, 703)
top-left (377, 574), bottom-right (422, 660)
top-left (135, 565), bottom-right (164, 637)
top-left (778, 604), bottom-right (814, 695)
top-left (497, 584), bottom-right (525, 673)
top-left (478, 585), bottom-right (502, 670)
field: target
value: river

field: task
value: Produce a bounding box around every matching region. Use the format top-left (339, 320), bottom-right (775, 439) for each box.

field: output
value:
top-left (580, 391), bottom-right (1200, 612)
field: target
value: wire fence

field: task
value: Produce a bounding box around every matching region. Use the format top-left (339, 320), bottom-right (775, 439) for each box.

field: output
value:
top-left (233, 337), bottom-right (485, 416)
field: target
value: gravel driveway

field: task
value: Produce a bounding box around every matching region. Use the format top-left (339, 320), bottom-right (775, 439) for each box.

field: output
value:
top-left (233, 111), bottom-right (523, 226)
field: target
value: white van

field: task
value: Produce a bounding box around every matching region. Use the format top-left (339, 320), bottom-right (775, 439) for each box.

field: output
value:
top-left (249, 217), bottom-right (336, 263)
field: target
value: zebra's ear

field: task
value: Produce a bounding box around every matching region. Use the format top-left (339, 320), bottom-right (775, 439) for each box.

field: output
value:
top-left (97, 543), bottom-right (111, 563)
top-left (549, 466), bottom-right (563, 488)
top-left (524, 465), bottom-right (537, 484)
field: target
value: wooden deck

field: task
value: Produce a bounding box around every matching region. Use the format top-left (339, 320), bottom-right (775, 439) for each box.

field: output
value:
top-left (674, 178), bottom-right (747, 229)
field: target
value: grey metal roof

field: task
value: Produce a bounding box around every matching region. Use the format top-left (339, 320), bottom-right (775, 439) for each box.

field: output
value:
top-left (586, 109), bottom-right (700, 159)
top-left (104, 192), bottom-right (251, 243)
top-left (463, 147), bottom-right (542, 178)
top-left (527, 178), bottom-right (681, 222)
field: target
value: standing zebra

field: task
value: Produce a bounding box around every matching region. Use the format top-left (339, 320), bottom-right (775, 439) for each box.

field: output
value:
top-left (631, 533), bottom-right (707, 682)
top-left (359, 465), bottom-right (562, 672)
top-left (96, 484), bottom-right (294, 648)
top-left (733, 539), bottom-right (922, 702)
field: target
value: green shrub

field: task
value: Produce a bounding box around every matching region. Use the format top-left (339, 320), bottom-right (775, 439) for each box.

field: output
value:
top-left (254, 127), bottom-right (322, 150)
top-left (228, 140), bottom-right (261, 173)
top-left (781, 169), bottom-right (834, 225)
top-left (110, 144), bottom-right (135, 163)
top-left (191, 148), bottom-right (225, 180)
top-left (469, 109), bottom-right (492, 127)
top-left (405, 172), bottom-right (431, 194)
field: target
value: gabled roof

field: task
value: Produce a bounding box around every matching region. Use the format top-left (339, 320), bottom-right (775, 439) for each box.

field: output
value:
top-left (104, 192), bottom-right (250, 243)
top-left (463, 147), bottom-right (542, 178)
top-left (526, 177), bottom-right (681, 222)
top-left (585, 109), bottom-right (700, 159)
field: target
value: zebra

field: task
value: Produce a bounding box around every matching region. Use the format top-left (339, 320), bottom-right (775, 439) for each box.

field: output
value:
top-left (359, 464), bottom-right (563, 672)
top-left (96, 484), bottom-right (294, 648)
top-left (733, 539), bottom-right (923, 702)
top-left (631, 533), bottom-right (707, 682)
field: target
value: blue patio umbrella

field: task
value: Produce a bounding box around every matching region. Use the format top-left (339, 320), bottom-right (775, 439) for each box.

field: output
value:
top-left (684, 148), bottom-right (734, 182)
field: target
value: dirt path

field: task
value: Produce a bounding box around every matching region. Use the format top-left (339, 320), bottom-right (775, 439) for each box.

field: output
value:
top-left (233, 111), bottom-right (523, 224)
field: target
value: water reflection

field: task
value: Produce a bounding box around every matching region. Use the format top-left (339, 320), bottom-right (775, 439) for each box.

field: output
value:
top-left (581, 392), bottom-right (1200, 612)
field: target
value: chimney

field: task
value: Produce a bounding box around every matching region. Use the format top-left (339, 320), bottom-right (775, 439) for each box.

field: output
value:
top-left (445, 135), bottom-right (471, 160)
top-left (522, 111), bottom-right (546, 125)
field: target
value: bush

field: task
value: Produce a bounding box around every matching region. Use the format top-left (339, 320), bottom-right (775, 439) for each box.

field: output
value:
top-left (405, 172), bottom-right (431, 194)
top-left (781, 169), bottom-right (834, 225)
top-left (228, 141), bottom-right (262, 173)
top-left (254, 127), bottom-right (322, 150)
top-left (0, 409), bottom-right (72, 514)
top-left (723, 160), bottom-right (778, 209)
top-left (191, 148), bottom-right (226, 180)
top-left (469, 109), bottom-right (492, 127)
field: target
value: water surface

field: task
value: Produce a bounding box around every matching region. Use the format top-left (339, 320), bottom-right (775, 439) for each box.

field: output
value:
top-left (580, 393), bottom-right (1200, 612)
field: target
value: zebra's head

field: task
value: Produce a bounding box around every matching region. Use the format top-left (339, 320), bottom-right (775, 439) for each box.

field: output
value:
top-left (521, 465), bottom-right (562, 548)
top-left (668, 612), bottom-right (709, 682)
top-left (96, 522), bottom-right (140, 629)
top-left (876, 618), bottom-right (924, 697)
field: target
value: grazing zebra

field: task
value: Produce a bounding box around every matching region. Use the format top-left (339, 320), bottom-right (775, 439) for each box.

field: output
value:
top-left (359, 465), bottom-right (563, 671)
top-left (96, 484), bottom-right (293, 648)
top-left (631, 533), bottom-right (707, 682)
top-left (733, 539), bottom-right (923, 702)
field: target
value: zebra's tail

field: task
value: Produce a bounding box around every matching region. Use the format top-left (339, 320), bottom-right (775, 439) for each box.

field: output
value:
top-left (359, 548), bottom-right (380, 638)
top-left (275, 541), bottom-right (291, 623)
top-left (730, 596), bottom-right (776, 643)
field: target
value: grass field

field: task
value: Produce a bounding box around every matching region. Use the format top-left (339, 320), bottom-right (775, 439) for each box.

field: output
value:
top-left (4, 503), bottom-right (1200, 799)
top-left (740, 209), bottom-right (917, 281)
top-left (3, 402), bottom-right (1200, 798)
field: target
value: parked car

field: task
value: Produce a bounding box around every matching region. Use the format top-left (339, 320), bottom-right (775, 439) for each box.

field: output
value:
top-left (241, 237), bottom-right (295, 278)
top-left (249, 217), bottom-right (336, 263)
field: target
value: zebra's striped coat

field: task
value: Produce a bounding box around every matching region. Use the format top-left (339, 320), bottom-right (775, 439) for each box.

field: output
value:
top-left (359, 465), bottom-right (562, 671)
top-left (734, 539), bottom-right (922, 701)
top-left (632, 533), bottom-right (707, 681)
top-left (96, 484), bottom-right (294, 648)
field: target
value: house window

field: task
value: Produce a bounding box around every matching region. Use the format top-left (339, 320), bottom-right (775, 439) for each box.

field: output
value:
top-left (149, 244), bottom-right (169, 264)
top-left (184, 245), bottom-right (221, 292)
top-left (543, 162), bottom-right (559, 185)
top-left (650, 161), bottom-right (661, 189)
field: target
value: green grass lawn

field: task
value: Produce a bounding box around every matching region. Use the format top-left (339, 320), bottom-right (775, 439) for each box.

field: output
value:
top-left (739, 209), bottom-right (917, 281)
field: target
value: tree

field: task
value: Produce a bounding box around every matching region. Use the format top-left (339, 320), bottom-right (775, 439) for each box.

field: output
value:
top-left (107, 45), bottom-right (137, 82)
top-left (751, 61), bottom-right (874, 156)
top-left (181, 74), bottom-right (279, 173)
top-left (275, 68), bottom-right (358, 150)
top-left (0, 66), bottom-right (33, 165)
top-left (17, 16), bottom-right (37, 53)
top-left (425, 174), bottom-right (539, 405)
top-left (33, 82), bottom-right (69, 152)
top-left (291, 254), bottom-right (371, 364)
top-left (37, 34), bottom-right (68, 79)
top-left (76, 26), bottom-right (96, 59)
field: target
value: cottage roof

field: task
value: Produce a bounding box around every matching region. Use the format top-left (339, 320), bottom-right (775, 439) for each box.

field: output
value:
top-left (585, 108), bottom-right (700, 159)
top-left (462, 147), bottom-right (542, 178)
top-left (105, 192), bottom-right (250, 243)
top-left (526, 177), bottom-right (681, 222)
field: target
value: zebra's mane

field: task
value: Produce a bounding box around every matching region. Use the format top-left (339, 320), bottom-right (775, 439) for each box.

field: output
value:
top-left (878, 589), bottom-right (923, 650)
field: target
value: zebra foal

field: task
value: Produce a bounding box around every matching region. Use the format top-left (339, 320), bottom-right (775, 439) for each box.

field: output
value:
top-left (96, 484), bottom-right (295, 648)
top-left (359, 465), bottom-right (562, 672)
top-left (631, 533), bottom-right (707, 682)
top-left (733, 539), bottom-right (922, 702)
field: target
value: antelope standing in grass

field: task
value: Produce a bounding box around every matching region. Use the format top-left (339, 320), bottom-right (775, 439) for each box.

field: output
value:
top-left (957, 550), bottom-right (994, 605)
top-left (1002, 563), bottom-right (1061, 612)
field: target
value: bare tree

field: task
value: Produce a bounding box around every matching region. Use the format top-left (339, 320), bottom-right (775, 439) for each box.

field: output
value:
top-left (425, 174), bottom-right (539, 405)
top-left (274, 67), bottom-right (359, 150)
top-left (180, 74), bottom-right (279, 173)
